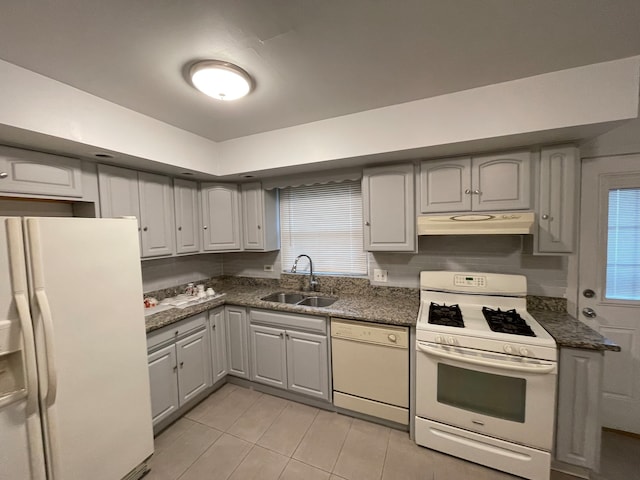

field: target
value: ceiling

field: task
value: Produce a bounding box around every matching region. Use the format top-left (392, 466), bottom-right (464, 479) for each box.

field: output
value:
top-left (1, 0), bottom-right (639, 143)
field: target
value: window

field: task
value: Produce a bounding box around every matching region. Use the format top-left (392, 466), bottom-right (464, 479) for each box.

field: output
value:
top-left (279, 181), bottom-right (367, 275)
top-left (606, 188), bottom-right (640, 300)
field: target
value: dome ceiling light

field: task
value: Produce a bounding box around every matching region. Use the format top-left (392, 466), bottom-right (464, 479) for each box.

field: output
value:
top-left (189, 60), bottom-right (253, 101)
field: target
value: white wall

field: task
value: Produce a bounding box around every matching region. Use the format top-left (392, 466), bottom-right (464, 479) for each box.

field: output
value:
top-left (222, 251), bottom-right (282, 279)
top-left (580, 117), bottom-right (640, 159)
top-left (141, 254), bottom-right (223, 292)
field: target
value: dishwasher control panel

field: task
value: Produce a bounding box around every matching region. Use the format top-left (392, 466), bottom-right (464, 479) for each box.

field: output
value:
top-left (331, 318), bottom-right (408, 348)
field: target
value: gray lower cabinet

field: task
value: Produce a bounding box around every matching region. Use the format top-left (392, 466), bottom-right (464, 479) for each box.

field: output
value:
top-left (249, 309), bottom-right (330, 401)
top-left (225, 306), bottom-right (250, 378)
top-left (209, 306), bottom-right (228, 383)
top-left (146, 312), bottom-right (212, 427)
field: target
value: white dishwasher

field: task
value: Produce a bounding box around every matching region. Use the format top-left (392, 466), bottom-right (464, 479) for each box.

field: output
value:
top-left (331, 318), bottom-right (409, 425)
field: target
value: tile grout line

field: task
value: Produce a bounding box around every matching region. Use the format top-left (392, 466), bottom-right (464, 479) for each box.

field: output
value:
top-left (378, 427), bottom-right (392, 480)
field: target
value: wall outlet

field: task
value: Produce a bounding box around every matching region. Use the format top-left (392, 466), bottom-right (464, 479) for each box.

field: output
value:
top-left (373, 268), bottom-right (388, 282)
top-left (263, 265), bottom-right (274, 272)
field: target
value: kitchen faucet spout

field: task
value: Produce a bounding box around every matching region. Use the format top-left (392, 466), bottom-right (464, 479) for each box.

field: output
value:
top-left (291, 254), bottom-right (318, 292)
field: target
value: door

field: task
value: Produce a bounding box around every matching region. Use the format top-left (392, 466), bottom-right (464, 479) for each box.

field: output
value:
top-left (173, 178), bottom-right (201, 254)
top-left (578, 154), bottom-right (640, 434)
top-left (471, 151), bottom-right (531, 211)
top-left (138, 172), bottom-right (175, 257)
top-left (225, 306), bottom-right (249, 378)
top-left (286, 330), bottom-right (329, 400)
top-left (362, 164), bottom-right (415, 251)
top-left (209, 307), bottom-right (228, 383)
top-left (147, 344), bottom-right (179, 426)
top-left (250, 324), bottom-right (287, 389)
top-left (176, 329), bottom-right (211, 405)
top-left (241, 182), bottom-right (264, 250)
top-left (420, 158), bottom-right (472, 213)
top-left (201, 183), bottom-right (241, 251)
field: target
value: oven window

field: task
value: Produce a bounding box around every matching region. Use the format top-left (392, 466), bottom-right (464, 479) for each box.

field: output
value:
top-left (437, 364), bottom-right (526, 423)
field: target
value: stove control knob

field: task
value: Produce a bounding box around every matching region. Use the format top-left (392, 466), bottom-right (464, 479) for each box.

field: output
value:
top-left (503, 345), bottom-right (514, 354)
top-left (435, 335), bottom-right (443, 344)
top-left (519, 347), bottom-right (531, 357)
top-left (447, 336), bottom-right (457, 345)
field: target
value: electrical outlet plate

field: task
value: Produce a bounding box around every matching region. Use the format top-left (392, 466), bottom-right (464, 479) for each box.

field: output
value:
top-left (263, 265), bottom-right (274, 272)
top-left (373, 269), bottom-right (388, 282)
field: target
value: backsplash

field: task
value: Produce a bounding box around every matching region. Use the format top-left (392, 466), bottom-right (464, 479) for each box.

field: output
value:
top-left (141, 254), bottom-right (223, 292)
top-left (222, 251), bottom-right (281, 279)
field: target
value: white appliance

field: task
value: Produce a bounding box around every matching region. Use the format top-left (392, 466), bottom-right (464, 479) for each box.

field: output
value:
top-left (0, 217), bottom-right (154, 480)
top-left (414, 271), bottom-right (557, 480)
top-left (417, 211), bottom-right (535, 235)
top-left (331, 319), bottom-right (409, 425)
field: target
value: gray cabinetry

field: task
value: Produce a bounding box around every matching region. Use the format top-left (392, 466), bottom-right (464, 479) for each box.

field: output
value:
top-left (173, 178), bottom-right (201, 254)
top-left (555, 348), bottom-right (603, 472)
top-left (249, 309), bottom-right (330, 401)
top-left (225, 306), bottom-right (250, 378)
top-left (362, 163), bottom-right (415, 251)
top-left (147, 344), bottom-right (179, 426)
top-left (97, 164), bottom-right (140, 220)
top-left (420, 151), bottom-right (532, 213)
top-left (0, 145), bottom-right (83, 198)
top-left (176, 328), bottom-right (211, 405)
top-left (209, 307), bottom-right (228, 383)
top-left (240, 182), bottom-right (280, 251)
top-left (536, 146), bottom-right (579, 253)
top-left (201, 183), bottom-right (241, 251)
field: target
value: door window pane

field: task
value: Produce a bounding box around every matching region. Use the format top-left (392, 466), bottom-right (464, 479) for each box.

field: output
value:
top-left (606, 188), bottom-right (640, 300)
top-left (437, 364), bottom-right (526, 422)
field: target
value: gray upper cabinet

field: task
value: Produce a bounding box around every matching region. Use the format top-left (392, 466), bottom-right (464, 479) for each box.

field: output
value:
top-left (0, 145), bottom-right (83, 198)
top-left (225, 306), bottom-right (249, 378)
top-left (98, 164), bottom-right (175, 258)
top-left (173, 178), bottom-right (200, 254)
top-left (536, 146), bottom-right (579, 253)
top-left (363, 163), bottom-right (415, 252)
top-left (286, 330), bottom-right (329, 399)
top-left (241, 182), bottom-right (280, 251)
top-left (201, 183), bottom-right (241, 251)
top-left (138, 172), bottom-right (175, 258)
top-left (250, 324), bottom-right (288, 388)
top-left (209, 307), bottom-right (228, 384)
top-left (420, 151), bottom-right (532, 213)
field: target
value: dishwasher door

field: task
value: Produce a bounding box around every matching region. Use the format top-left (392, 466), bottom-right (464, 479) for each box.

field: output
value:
top-left (331, 319), bottom-right (408, 424)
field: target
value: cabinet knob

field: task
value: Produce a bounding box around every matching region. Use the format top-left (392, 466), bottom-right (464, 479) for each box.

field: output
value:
top-left (473, 190), bottom-right (481, 195)
top-left (541, 214), bottom-right (549, 220)
top-left (212, 324), bottom-right (216, 330)
top-left (257, 225), bottom-right (261, 230)
top-left (464, 189), bottom-right (471, 194)
top-left (143, 226), bottom-right (148, 231)
top-left (178, 226), bottom-right (182, 231)
top-left (0, 172), bottom-right (7, 179)
top-left (365, 221), bottom-right (370, 226)
top-left (203, 226), bottom-right (208, 230)
top-left (180, 361), bottom-right (184, 368)
top-left (279, 332), bottom-right (284, 338)
top-left (388, 334), bottom-right (397, 343)
top-left (173, 365), bottom-right (178, 372)
top-left (582, 308), bottom-right (597, 319)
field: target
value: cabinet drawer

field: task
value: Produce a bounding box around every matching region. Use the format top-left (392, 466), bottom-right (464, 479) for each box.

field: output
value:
top-left (147, 312), bottom-right (207, 350)
top-left (0, 146), bottom-right (83, 198)
top-left (250, 308), bottom-right (326, 334)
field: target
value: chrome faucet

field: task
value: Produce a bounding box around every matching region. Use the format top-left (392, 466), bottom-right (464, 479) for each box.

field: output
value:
top-left (291, 254), bottom-right (318, 292)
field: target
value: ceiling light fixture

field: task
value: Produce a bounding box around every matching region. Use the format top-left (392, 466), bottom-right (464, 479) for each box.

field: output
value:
top-left (189, 60), bottom-right (253, 101)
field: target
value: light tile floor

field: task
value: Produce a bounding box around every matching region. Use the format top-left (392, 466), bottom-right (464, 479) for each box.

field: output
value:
top-left (148, 384), bottom-right (640, 480)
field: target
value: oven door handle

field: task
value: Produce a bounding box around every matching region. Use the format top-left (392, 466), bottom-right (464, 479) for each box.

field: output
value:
top-left (416, 342), bottom-right (556, 374)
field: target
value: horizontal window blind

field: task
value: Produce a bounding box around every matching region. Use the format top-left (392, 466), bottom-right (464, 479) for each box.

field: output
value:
top-left (606, 188), bottom-right (640, 300)
top-left (280, 181), bottom-right (367, 275)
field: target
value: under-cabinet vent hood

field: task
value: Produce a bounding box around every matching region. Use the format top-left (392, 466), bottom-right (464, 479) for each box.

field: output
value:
top-left (417, 212), bottom-right (535, 235)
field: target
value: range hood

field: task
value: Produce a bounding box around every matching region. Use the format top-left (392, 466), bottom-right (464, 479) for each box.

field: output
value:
top-left (417, 212), bottom-right (535, 235)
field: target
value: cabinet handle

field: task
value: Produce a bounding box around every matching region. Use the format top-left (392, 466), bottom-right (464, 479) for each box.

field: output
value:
top-left (180, 361), bottom-right (184, 368)
top-left (143, 226), bottom-right (148, 231)
top-left (178, 226), bottom-right (182, 231)
top-left (203, 226), bottom-right (208, 230)
top-left (364, 221), bottom-right (370, 226)
top-left (464, 189), bottom-right (471, 194)
top-left (0, 172), bottom-right (7, 179)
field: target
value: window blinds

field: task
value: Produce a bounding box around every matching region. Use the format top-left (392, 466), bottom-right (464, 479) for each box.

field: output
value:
top-left (279, 181), bottom-right (367, 275)
top-left (606, 188), bottom-right (640, 300)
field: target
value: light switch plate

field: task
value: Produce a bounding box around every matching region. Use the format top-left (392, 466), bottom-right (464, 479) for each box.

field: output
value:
top-left (373, 269), bottom-right (388, 282)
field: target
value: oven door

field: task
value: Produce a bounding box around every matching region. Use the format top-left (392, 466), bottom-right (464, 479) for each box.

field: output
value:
top-left (415, 340), bottom-right (557, 450)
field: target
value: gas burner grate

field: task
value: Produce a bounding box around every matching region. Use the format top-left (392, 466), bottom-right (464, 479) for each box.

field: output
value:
top-left (482, 307), bottom-right (536, 337)
top-left (429, 302), bottom-right (464, 328)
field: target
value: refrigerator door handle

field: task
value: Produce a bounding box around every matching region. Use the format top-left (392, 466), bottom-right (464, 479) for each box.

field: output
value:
top-left (34, 288), bottom-right (58, 405)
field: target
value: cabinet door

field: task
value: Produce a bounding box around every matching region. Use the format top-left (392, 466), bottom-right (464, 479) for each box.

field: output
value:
top-left (147, 344), bottom-right (179, 426)
top-left (286, 330), bottom-right (329, 400)
top-left (537, 146), bottom-right (578, 253)
top-left (97, 164), bottom-right (140, 220)
top-left (201, 183), bottom-right (241, 251)
top-left (0, 145), bottom-right (83, 197)
top-left (225, 306), bottom-right (249, 378)
top-left (471, 151), bottom-right (531, 211)
top-left (209, 307), bottom-right (228, 383)
top-left (363, 164), bottom-right (415, 251)
top-left (174, 178), bottom-right (201, 254)
top-left (138, 172), bottom-right (175, 258)
top-left (176, 328), bottom-right (212, 405)
top-left (241, 182), bottom-right (265, 250)
top-left (250, 324), bottom-right (287, 389)
top-left (420, 158), bottom-right (472, 213)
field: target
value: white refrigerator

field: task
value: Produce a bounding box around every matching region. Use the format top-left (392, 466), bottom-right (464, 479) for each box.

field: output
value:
top-left (0, 217), bottom-right (154, 480)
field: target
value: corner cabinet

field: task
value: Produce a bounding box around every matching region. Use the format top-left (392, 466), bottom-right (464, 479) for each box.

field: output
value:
top-left (173, 178), bottom-right (201, 254)
top-left (240, 182), bottom-right (280, 251)
top-left (249, 309), bottom-right (330, 401)
top-left (201, 183), bottom-right (241, 251)
top-left (362, 163), bottom-right (415, 251)
top-left (225, 306), bottom-right (250, 378)
top-left (535, 146), bottom-right (579, 254)
top-left (420, 151), bottom-right (532, 213)
top-left (208, 307), bottom-right (228, 383)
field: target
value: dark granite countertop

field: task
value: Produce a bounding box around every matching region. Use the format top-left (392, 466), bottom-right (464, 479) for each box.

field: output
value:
top-left (531, 310), bottom-right (621, 352)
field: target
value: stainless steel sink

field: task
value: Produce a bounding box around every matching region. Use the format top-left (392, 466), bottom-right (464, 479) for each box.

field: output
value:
top-left (260, 292), bottom-right (306, 304)
top-left (260, 292), bottom-right (338, 308)
top-left (296, 296), bottom-right (337, 307)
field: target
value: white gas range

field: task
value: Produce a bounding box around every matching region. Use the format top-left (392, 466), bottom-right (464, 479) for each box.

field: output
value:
top-left (414, 271), bottom-right (557, 480)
